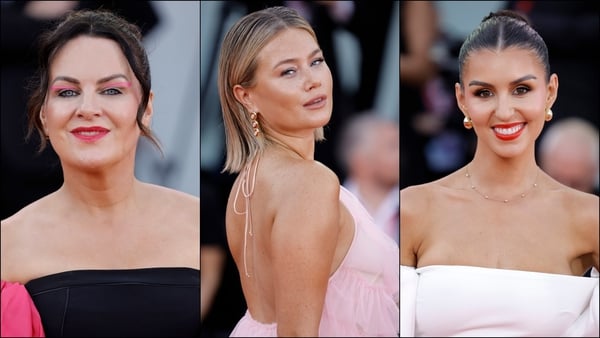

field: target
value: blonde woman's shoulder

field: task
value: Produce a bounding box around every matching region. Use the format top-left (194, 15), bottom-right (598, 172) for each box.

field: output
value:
top-left (269, 159), bottom-right (340, 210)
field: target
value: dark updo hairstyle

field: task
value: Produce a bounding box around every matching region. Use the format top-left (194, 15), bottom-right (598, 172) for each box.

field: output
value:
top-left (457, 9), bottom-right (550, 88)
top-left (26, 9), bottom-right (162, 154)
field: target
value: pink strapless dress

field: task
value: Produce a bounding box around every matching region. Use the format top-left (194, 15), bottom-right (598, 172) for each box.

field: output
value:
top-left (230, 186), bottom-right (399, 337)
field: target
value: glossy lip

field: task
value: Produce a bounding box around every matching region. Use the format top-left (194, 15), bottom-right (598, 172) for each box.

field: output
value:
top-left (492, 122), bottom-right (526, 141)
top-left (70, 126), bottom-right (110, 142)
top-left (303, 95), bottom-right (327, 110)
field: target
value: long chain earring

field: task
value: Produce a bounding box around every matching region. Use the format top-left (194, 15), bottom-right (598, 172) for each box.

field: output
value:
top-left (545, 108), bottom-right (553, 122)
top-left (463, 116), bottom-right (473, 129)
top-left (250, 112), bottom-right (260, 136)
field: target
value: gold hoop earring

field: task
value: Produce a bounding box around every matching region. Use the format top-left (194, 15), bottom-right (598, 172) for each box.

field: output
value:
top-left (545, 108), bottom-right (553, 122)
top-left (250, 111), bottom-right (260, 136)
top-left (463, 116), bottom-right (473, 129)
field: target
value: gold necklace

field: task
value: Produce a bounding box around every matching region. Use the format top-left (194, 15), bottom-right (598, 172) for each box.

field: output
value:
top-left (465, 166), bottom-right (539, 203)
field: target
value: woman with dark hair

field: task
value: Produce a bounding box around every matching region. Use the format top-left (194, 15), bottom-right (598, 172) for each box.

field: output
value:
top-left (1, 10), bottom-right (199, 337)
top-left (400, 10), bottom-right (598, 337)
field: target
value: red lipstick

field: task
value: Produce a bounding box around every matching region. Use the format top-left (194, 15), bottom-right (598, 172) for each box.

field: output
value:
top-left (492, 122), bottom-right (525, 141)
top-left (71, 126), bottom-right (109, 142)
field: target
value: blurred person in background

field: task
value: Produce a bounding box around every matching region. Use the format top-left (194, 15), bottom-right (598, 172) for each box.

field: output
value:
top-left (1, 0), bottom-right (159, 220)
top-left (338, 112), bottom-right (399, 244)
top-left (399, 0), bottom-right (442, 189)
top-left (218, 6), bottom-right (398, 336)
top-left (1, 10), bottom-right (199, 337)
top-left (539, 117), bottom-right (599, 196)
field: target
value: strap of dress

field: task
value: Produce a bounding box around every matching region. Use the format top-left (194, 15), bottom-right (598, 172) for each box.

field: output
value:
top-left (233, 155), bottom-right (260, 278)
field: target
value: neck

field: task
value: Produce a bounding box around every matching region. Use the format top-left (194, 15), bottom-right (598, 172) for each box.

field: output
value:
top-left (59, 164), bottom-right (139, 219)
top-left (467, 152), bottom-right (540, 202)
top-left (265, 134), bottom-right (314, 160)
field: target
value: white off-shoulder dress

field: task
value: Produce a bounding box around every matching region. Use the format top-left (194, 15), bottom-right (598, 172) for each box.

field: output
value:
top-left (400, 265), bottom-right (599, 337)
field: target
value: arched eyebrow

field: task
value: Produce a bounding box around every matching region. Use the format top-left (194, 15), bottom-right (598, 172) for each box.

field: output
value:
top-left (468, 74), bottom-right (537, 87)
top-left (50, 74), bottom-right (130, 85)
top-left (272, 48), bottom-right (322, 70)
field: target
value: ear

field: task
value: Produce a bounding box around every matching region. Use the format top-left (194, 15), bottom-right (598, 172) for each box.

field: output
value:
top-left (142, 91), bottom-right (154, 129)
top-left (39, 108), bottom-right (48, 135)
top-left (455, 82), bottom-right (467, 117)
top-left (233, 84), bottom-right (257, 112)
top-left (546, 73), bottom-right (559, 109)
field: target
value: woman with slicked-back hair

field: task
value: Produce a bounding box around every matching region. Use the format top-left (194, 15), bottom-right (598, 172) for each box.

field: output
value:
top-left (1, 9), bottom-right (199, 337)
top-left (400, 10), bottom-right (599, 337)
top-left (218, 6), bottom-right (399, 337)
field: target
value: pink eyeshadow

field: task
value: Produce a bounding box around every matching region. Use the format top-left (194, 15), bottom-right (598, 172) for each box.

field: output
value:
top-left (104, 81), bottom-right (131, 88)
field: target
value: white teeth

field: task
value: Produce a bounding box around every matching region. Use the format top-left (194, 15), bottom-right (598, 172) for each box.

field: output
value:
top-left (78, 131), bottom-right (101, 136)
top-left (494, 124), bottom-right (523, 135)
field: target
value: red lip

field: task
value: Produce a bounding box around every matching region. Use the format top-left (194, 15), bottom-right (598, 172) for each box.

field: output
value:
top-left (303, 95), bottom-right (327, 109)
top-left (70, 126), bottom-right (109, 142)
top-left (492, 122), bottom-right (525, 141)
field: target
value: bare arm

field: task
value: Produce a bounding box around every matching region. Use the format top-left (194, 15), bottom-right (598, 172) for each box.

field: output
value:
top-left (271, 163), bottom-right (340, 336)
top-left (400, 186), bottom-right (426, 267)
top-left (400, 0), bottom-right (440, 87)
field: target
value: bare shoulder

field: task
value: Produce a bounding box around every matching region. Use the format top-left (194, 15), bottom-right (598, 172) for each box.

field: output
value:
top-left (141, 183), bottom-right (200, 216)
top-left (273, 159), bottom-right (340, 202)
top-left (140, 183), bottom-right (200, 236)
top-left (400, 182), bottom-right (436, 266)
top-left (268, 159), bottom-right (340, 232)
top-left (1, 198), bottom-right (52, 281)
top-left (400, 183), bottom-right (434, 216)
top-left (562, 188), bottom-right (599, 234)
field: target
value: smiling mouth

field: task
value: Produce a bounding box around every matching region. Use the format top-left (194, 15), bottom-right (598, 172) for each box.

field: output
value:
top-left (71, 129), bottom-right (109, 142)
top-left (493, 123), bottom-right (525, 140)
top-left (494, 124), bottom-right (523, 135)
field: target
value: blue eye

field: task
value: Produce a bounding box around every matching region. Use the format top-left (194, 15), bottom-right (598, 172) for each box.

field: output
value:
top-left (102, 88), bottom-right (122, 95)
top-left (58, 90), bottom-right (78, 97)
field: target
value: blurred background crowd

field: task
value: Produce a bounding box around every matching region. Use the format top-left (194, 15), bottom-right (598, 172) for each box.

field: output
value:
top-left (1, 1), bottom-right (597, 337)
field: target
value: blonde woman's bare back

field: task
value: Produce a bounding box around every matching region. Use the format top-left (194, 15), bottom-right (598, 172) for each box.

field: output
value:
top-left (226, 147), bottom-right (355, 326)
top-left (400, 166), bottom-right (599, 276)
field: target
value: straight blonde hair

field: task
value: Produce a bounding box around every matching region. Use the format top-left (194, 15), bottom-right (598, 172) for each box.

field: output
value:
top-left (218, 6), bottom-right (325, 174)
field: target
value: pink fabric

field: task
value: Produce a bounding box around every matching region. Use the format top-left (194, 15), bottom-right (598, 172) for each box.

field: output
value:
top-left (1, 280), bottom-right (45, 337)
top-left (230, 186), bottom-right (399, 337)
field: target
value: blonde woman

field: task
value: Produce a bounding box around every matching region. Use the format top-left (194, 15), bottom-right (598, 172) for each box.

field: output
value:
top-left (218, 6), bottom-right (398, 337)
